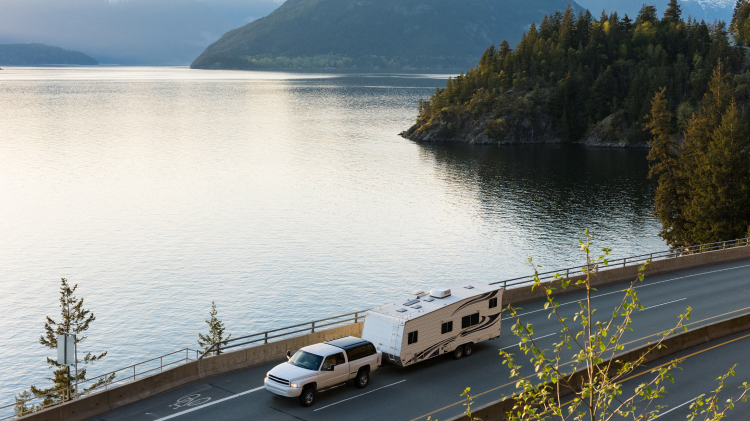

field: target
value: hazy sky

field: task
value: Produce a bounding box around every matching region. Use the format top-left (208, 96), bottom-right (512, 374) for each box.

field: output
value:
top-left (0, 0), bottom-right (283, 65)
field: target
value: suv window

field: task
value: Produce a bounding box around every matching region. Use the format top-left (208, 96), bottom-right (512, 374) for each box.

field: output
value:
top-left (346, 343), bottom-right (376, 361)
top-left (322, 352), bottom-right (346, 370)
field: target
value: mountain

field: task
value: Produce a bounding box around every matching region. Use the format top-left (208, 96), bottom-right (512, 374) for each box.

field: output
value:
top-left (575, 0), bottom-right (734, 23)
top-left (0, 0), bottom-right (282, 65)
top-left (192, 0), bottom-right (583, 70)
top-left (0, 43), bottom-right (98, 65)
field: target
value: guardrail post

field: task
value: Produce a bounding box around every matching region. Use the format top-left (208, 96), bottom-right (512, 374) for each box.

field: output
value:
top-left (133, 365), bottom-right (136, 382)
top-left (186, 348), bottom-right (189, 363)
top-left (105, 374), bottom-right (108, 390)
top-left (312, 321), bottom-right (316, 333)
top-left (623, 257), bottom-right (626, 268)
top-left (264, 332), bottom-right (268, 344)
top-left (354, 312), bottom-right (359, 323)
top-left (160, 356), bottom-right (163, 372)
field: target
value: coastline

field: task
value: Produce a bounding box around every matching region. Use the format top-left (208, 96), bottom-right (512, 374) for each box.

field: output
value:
top-left (399, 131), bottom-right (651, 149)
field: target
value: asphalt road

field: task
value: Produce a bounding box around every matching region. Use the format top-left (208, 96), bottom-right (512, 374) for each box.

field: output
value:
top-left (91, 259), bottom-right (750, 421)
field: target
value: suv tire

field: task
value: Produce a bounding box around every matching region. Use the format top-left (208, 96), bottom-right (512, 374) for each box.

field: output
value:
top-left (299, 386), bottom-right (316, 407)
top-left (452, 345), bottom-right (464, 360)
top-left (464, 342), bottom-right (474, 357)
top-left (355, 369), bottom-right (370, 389)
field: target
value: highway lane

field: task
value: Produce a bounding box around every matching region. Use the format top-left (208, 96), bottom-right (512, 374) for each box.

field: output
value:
top-left (570, 329), bottom-right (750, 420)
top-left (90, 259), bottom-right (750, 421)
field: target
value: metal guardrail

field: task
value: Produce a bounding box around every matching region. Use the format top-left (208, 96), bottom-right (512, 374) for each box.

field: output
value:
top-left (1, 348), bottom-right (200, 421)
top-left (198, 310), bottom-right (370, 359)
top-left (4, 237), bottom-right (749, 419)
top-left (489, 237), bottom-right (750, 289)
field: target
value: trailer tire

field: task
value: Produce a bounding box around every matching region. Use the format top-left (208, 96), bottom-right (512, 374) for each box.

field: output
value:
top-left (355, 368), bottom-right (370, 389)
top-left (299, 386), bottom-right (316, 407)
top-left (464, 342), bottom-right (474, 357)
top-left (452, 345), bottom-right (464, 360)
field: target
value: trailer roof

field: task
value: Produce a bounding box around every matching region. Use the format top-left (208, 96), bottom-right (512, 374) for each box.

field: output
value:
top-left (367, 282), bottom-right (502, 320)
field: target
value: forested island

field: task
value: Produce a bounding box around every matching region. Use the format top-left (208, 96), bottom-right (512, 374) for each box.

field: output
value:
top-left (0, 43), bottom-right (98, 66)
top-left (191, 0), bottom-right (581, 70)
top-left (404, 0), bottom-right (745, 146)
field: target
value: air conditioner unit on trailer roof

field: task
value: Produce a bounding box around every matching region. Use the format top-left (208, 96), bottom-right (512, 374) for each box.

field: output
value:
top-left (430, 287), bottom-right (451, 298)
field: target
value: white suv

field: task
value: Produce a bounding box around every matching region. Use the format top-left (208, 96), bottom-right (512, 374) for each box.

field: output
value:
top-left (264, 336), bottom-right (382, 407)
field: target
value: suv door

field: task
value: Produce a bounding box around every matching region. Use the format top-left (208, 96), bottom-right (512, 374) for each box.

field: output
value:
top-left (318, 352), bottom-right (348, 388)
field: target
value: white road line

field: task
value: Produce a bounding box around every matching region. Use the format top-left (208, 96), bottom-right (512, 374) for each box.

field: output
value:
top-left (653, 394), bottom-right (704, 418)
top-left (502, 263), bottom-right (750, 321)
top-left (313, 379), bottom-right (406, 411)
top-left (153, 386), bottom-right (264, 421)
top-left (642, 298), bottom-right (686, 311)
top-left (499, 333), bottom-right (557, 350)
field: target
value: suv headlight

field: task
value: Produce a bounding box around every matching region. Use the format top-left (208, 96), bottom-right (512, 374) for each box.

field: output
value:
top-left (290, 382), bottom-right (299, 388)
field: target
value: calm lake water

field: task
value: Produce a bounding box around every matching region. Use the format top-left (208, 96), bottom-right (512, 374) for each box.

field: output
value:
top-left (0, 67), bottom-right (663, 400)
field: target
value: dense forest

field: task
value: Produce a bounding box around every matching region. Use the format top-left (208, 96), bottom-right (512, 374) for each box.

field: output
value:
top-left (192, 0), bottom-right (582, 70)
top-left (405, 0), bottom-right (745, 145)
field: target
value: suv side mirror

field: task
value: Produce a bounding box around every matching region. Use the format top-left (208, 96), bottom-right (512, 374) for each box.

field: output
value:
top-left (286, 350), bottom-right (291, 360)
top-left (321, 363), bottom-right (334, 371)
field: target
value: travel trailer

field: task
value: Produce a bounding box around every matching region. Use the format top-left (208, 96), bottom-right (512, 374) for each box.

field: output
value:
top-left (361, 282), bottom-right (503, 367)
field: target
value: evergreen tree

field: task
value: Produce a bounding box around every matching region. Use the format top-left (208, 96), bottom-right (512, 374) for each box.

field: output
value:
top-left (16, 279), bottom-right (110, 415)
top-left (685, 100), bottom-right (750, 243)
top-left (664, 0), bottom-right (682, 21)
top-left (732, 0), bottom-right (750, 46)
top-left (198, 301), bottom-right (231, 356)
top-left (645, 87), bottom-right (687, 246)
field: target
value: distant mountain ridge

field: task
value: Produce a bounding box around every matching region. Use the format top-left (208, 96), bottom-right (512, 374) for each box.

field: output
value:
top-left (192, 0), bottom-right (583, 70)
top-left (0, 0), bottom-right (281, 65)
top-left (0, 43), bottom-right (98, 65)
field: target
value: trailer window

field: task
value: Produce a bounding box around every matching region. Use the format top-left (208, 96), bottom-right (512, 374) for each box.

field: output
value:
top-left (489, 297), bottom-right (498, 309)
top-left (462, 312), bottom-right (480, 328)
top-left (408, 330), bottom-right (419, 345)
top-left (441, 321), bottom-right (453, 334)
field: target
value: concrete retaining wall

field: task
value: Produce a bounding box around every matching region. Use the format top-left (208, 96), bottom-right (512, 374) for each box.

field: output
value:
top-left (23, 322), bottom-right (363, 421)
top-left (447, 312), bottom-right (750, 421)
top-left (21, 245), bottom-right (750, 421)
top-left (503, 245), bottom-right (750, 306)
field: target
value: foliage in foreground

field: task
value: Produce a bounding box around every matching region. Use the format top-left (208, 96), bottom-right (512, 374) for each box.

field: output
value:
top-left (497, 232), bottom-right (749, 420)
top-left (15, 279), bottom-right (111, 416)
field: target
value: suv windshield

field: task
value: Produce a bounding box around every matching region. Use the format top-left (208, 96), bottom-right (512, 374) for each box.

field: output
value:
top-left (288, 351), bottom-right (324, 371)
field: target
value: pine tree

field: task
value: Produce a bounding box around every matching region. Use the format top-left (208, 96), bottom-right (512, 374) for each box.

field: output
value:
top-left (645, 87), bottom-right (687, 246)
top-left (684, 100), bottom-right (750, 243)
top-left (198, 301), bottom-right (231, 356)
top-left (664, 0), bottom-right (682, 21)
top-left (731, 0), bottom-right (750, 46)
top-left (16, 279), bottom-right (110, 415)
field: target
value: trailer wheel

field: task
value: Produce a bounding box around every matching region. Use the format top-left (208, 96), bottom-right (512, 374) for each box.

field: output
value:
top-left (452, 345), bottom-right (464, 360)
top-left (299, 386), bottom-right (316, 407)
top-left (355, 368), bottom-right (370, 389)
top-left (464, 343), bottom-right (474, 357)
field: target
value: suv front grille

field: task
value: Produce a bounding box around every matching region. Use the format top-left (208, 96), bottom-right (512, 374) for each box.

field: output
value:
top-left (268, 375), bottom-right (290, 386)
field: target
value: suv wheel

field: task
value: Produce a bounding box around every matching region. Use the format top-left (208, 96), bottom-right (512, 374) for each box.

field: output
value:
top-left (299, 387), bottom-right (315, 407)
top-left (452, 345), bottom-right (464, 360)
top-left (464, 343), bottom-right (474, 357)
top-left (355, 369), bottom-right (370, 389)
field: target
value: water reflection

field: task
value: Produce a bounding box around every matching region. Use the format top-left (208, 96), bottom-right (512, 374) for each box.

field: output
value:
top-left (419, 143), bottom-right (662, 268)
